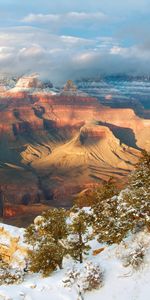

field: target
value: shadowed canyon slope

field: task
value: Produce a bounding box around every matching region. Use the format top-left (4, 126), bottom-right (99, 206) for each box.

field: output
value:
top-left (0, 77), bottom-right (150, 216)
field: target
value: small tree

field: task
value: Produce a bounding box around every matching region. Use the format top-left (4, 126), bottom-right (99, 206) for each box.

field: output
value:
top-left (68, 208), bottom-right (91, 263)
top-left (24, 208), bottom-right (68, 276)
top-left (74, 190), bottom-right (95, 208)
top-left (74, 178), bottom-right (118, 209)
top-left (92, 178), bottom-right (120, 244)
top-left (93, 177), bottom-right (118, 204)
top-left (41, 208), bottom-right (68, 243)
top-left (92, 195), bottom-right (128, 244)
top-left (28, 235), bottom-right (65, 276)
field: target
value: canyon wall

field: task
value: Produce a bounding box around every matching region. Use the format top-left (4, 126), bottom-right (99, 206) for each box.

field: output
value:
top-left (0, 82), bottom-right (149, 218)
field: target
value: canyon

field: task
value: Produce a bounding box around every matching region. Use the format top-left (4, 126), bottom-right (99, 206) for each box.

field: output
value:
top-left (0, 75), bottom-right (150, 222)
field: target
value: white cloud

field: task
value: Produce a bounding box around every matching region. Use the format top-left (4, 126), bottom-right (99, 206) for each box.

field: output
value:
top-left (19, 45), bottom-right (46, 57)
top-left (110, 45), bottom-right (150, 60)
top-left (110, 46), bottom-right (122, 55)
top-left (0, 26), bottom-right (150, 83)
top-left (22, 13), bottom-right (60, 23)
top-left (22, 11), bottom-right (108, 27)
top-left (0, 46), bottom-right (15, 60)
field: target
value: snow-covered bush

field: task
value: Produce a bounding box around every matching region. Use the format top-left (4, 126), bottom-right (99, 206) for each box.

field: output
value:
top-left (79, 261), bottom-right (104, 292)
top-left (62, 265), bottom-right (80, 288)
top-left (62, 261), bottom-right (104, 293)
top-left (0, 259), bottom-right (24, 285)
top-left (117, 231), bottom-right (150, 271)
top-left (0, 268), bottom-right (24, 285)
top-left (122, 244), bottom-right (145, 270)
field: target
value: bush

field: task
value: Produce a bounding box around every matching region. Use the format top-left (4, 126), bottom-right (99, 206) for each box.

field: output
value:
top-left (116, 232), bottom-right (150, 271)
top-left (0, 259), bottom-right (24, 285)
top-left (122, 244), bottom-right (145, 270)
top-left (62, 265), bottom-right (80, 288)
top-left (62, 261), bottom-right (104, 293)
top-left (79, 261), bottom-right (104, 292)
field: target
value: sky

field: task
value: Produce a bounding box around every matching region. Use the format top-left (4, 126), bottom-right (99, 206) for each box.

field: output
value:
top-left (0, 0), bottom-right (150, 83)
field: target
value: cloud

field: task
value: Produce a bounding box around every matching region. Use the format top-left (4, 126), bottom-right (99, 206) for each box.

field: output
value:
top-left (0, 27), bottom-right (97, 81)
top-left (22, 12), bottom-right (108, 23)
top-left (22, 14), bottom-right (60, 23)
top-left (0, 0), bottom-right (150, 83)
top-left (21, 11), bottom-right (109, 31)
top-left (110, 44), bottom-right (150, 60)
top-left (0, 47), bottom-right (15, 60)
top-left (0, 26), bottom-right (150, 83)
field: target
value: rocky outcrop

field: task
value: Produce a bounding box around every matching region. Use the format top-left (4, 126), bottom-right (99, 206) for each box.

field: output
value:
top-left (0, 74), bottom-right (53, 97)
top-left (61, 80), bottom-right (87, 97)
top-left (14, 74), bottom-right (43, 90)
top-left (0, 224), bottom-right (27, 268)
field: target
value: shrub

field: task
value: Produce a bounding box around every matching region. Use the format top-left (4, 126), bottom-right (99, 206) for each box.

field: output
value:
top-left (62, 261), bottom-right (104, 293)
top-left (0, 259), bottom-right (24, 285)
top-left (62, 265), bottom-right (80, 288)
top-left (116, 232), bottom-right (150, 271)
top-left (122, 244), bottom-right (145, 270)
top-left (79, 261), bottom-right (104, 292)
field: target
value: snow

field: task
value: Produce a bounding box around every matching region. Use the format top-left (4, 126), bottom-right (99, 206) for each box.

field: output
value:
top-left (10, 86), bottom-right (57, 95)
top-left (0, 224), bottom-right (25, 247)
top-left (1, 74), bottom-right (56, 95)
top-left (0, 222), bottom-right (150, 300)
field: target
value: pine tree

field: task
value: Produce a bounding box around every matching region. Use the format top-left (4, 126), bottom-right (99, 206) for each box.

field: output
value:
top-left (24, 224), bottom-right (37, 249)
top-left (119, 150), bottom-right (150, 231)
top-left (41, 208), bottom-right (68, 243)
top-left (68, 208), bottom-right (91, 263)
top-left (92, 194), bottom-right (131, 244)
top-left (92, 178), bottom-right (120, 244)
top-left (74, 190), bottom-right (95, 208)
top-left (74, 178), bottom-right (118, 209)
top-left (24, 208), bottom-right (68, 276)
top-left (28, 235), bottom-right (65, 276)
top-left (92, 151), bottom-right (150, 244)
top-left (93, 177), bottom-right (118, 204)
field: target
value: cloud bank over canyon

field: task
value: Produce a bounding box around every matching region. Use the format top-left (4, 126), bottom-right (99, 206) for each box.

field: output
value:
top-left (0, 0), bottom-right (150, 82)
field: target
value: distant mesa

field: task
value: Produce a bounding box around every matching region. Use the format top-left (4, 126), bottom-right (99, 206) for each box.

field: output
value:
top-left (11, 73), bottom-right (43, 91)
top-left (9, 73), bottom-right (53, 93)
top-left (61, 80), bottom-right (87, 96)
top-left (64, 80), bottom-right (77, 93)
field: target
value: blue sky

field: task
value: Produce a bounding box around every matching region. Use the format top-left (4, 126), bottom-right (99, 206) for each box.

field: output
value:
top-left (0, 0), bottom-right (150, 82)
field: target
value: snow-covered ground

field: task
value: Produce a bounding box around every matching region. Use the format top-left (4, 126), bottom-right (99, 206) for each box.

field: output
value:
top-left (0, 223), bottom-right (150, 300)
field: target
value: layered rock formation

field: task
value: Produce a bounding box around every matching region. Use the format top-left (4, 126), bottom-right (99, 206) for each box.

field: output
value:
top-left (0, 77), bottom-right (150, 219)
